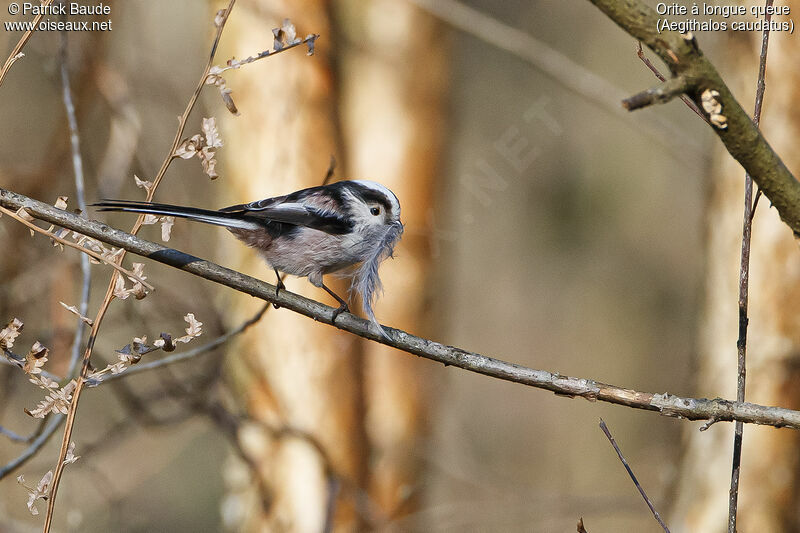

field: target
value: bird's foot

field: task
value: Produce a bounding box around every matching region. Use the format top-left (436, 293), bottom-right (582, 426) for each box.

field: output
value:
top-left (331, 302), bottom-right (350, 322)
top-left (273, 278), bottom-right (286, 309)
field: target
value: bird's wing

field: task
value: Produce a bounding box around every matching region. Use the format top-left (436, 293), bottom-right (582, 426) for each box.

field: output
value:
top-left (222, 197), bottom-right (354, 235)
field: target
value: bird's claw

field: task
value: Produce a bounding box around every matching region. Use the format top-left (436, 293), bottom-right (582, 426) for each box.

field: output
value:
top-left (331, 302), bottom-right (350, 322)
top-left (273, 279), bottom-right (286, 309)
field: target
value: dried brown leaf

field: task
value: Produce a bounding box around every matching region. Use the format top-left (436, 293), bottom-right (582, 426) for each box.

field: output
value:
top-left (221, 88), bottom-right (239, 115)
top-left (199, 149), bottom-right (219, 179)
top-left (27, 380), bottom-right (76, 418)
top-left (108, 362), bottom-right (126, 374)
top-left (18, 470), bottom-right (53, 515)
top-left (273, 27), bottom-right (285, 51)
top-left (174, 134), bottom-right (202, 159)
top-left (214, 8), bottom-right (226, 28)
top-left (130, 282), bottom-right (147, 300)
top-left (129, 263), bottom-right (147, 281)
top-left (36, 376), bottom-right (59, 389)
top-left (134, 174), bottom-right (154, 194)
top-left (202, 117), bottom-right (223, 149)
top-left (306, 34), bottom-right (317, 56)
top-left (113, 274), bottom-right (130, 300)
top-left (16, 207), bottom-right (35, 237)
top-left (23, 342), bottom-right (48, 375)
top-left (0, 317), bottom-right (23, 349)
top-left (282, 19), bottom-right (298, 44)
top-left (16, 207), bottom-right (34, 222)
top-left (176, 313), bottom-right (203, 343)
top-left (154, 332), bottom-right (176, 352)
top-left (59, 301), bottom-right (94, 326)
top-left (64, 441), bottom-right (80, 465)
top-left (160, 216), bottom-right (174, 241)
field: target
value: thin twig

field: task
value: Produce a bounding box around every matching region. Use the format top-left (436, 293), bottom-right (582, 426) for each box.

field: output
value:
top-left (7, 188), bottom-right (800, 430)
top-left (99, 302), bottom-right (269, 383)
top-left (321, 156), bottom-right (336, 186)
top-left (0, 417), bottom-right (48, 446)
top-left (728, 3), bottom-right (773, 531)
top-left (0, 205), bottom-right (153, 290)
top-left (622, 76), bottom-right (688, 110)
top-left (209, 32), bottom-right (319, 75)
top-left (3, 349), bottom-right (63, 383)
top-left (599, 418), bottom-right (670, 532)
top-left (41, 3), bottom-right (238, 530)
top-left (0, 0), bottom-right (54, 87)
top-left (0, 424), bottom-right (29, 442)
top-left (636, 42), bottom-right (710, 125)
top-left (0, 416), bottom-right (63, 480)
top-left (59, 25), bottom-right (92, 379)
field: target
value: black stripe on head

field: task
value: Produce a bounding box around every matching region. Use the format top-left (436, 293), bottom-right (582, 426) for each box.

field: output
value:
top-left (344, 182), bottom-right (393, 213)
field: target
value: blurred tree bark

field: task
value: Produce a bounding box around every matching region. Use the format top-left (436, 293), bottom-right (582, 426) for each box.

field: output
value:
top-left (218, 0), bottom-right (444, 530)
top-left (219, 1), bottom-right (365, 531)
top-left (336, 0), bottom-right (445, 519)
top-left (671, 10), bottom-right (800, 531)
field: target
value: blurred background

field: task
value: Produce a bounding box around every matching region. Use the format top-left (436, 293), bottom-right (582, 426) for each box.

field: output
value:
top-left (1, 0), bottom-right (799, 531)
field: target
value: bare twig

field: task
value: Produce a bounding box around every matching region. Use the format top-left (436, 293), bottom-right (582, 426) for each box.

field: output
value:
top-left (0, 0), bottom-right (54, 87)
top-left (599, 418), bottom-right (670, 532)
top-left (729, 3), bottom-right (773, 532)
top-left (6, 188), bottom-right (800, 430)
top-left (0, 205), bottom-right (153, 291)
top-left (98, 303), bottom-right (269, 383)
top-left (636, 42), bottom-right (709, 125)
top-left (321, 156), bottom-right (337, 186)
top-left (587, 0), bottom-right (800, 235)
top-left (3, 349), bottom-right (63, 383)
top-left (209, 31), bottom-right (318, 76)
top-left (622, 76), bottom-right (688, 111)
top-left (0, 416), bottom-right (64, 480)
top-left (0, 424), bottom-right (30, 442)
top-left (59, 26), bottom-right (93, 378)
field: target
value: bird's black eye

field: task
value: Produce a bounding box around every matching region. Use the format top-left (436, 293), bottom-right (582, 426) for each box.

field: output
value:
top-left (370, 207), bottom-right (380, 216)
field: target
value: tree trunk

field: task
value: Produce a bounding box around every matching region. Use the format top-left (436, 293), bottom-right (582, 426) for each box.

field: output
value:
top-left (218, 0), bottom-right (445, 530)
top-left (336, 0), bottom-right (445, 519)
top-left (671, 12), bottom-right (800, 531)
top-left (219, 2), bottom-right (366, 531)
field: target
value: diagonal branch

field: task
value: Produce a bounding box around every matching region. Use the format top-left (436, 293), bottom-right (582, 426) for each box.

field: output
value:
top-left (586, 0), bottom-right (800, 236)
top-left (0, 205), bottom-right (153, 290)
top-left (599, 418), bottom-right (670, 532)
top-left (5, 186), bottom-right (800, 429)
top-left (0, 0), bottom-right (54, 87)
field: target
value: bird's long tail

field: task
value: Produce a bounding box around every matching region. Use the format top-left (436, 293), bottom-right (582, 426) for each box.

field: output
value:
top-left (92, 200), bottom-right (260, 230)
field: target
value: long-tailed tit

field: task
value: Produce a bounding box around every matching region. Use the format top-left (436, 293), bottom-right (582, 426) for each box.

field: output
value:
top-left (94, 180), bottom-right (403, 337)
